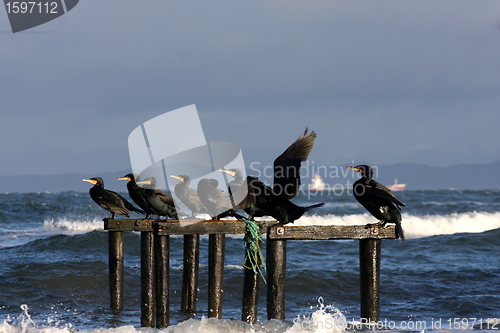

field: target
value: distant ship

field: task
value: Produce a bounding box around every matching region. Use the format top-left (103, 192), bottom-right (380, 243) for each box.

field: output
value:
top-left (388, 179), bottom-right (406, 191)
top-left (309, 174), bottom-right (326, 192)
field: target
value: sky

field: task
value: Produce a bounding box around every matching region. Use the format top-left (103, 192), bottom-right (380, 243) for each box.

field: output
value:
top-left (1, 0), bottom-right (499, 177)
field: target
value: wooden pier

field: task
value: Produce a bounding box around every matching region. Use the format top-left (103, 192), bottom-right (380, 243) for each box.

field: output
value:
top-left (104, 218), bottom-right (397, 328)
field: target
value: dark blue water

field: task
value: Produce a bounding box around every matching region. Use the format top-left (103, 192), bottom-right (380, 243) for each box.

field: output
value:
top-left (1, 189), bottom-right (499, 332)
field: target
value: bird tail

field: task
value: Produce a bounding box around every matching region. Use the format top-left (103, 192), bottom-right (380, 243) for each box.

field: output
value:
top-left (395, 220), bottom-right (405, 241)
top-left (303, 202), bottom-right (325, 211)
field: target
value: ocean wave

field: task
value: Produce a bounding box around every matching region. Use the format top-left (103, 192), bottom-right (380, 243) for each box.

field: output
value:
top-left (291, 212), bottom-right (500, 239)
top-left (42, 217), bottom-right (103, 235)
top-left (0, 218), bottom-right (104, 249)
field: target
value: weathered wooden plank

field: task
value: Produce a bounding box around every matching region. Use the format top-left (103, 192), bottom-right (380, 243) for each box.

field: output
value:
top-left (156, 220), bottom-right (277, 235)
top-left (105, 219), bottom-right (397, 240)
top-left (267, 224), bottom-right (397, 240)
top-left (104, 218), bottom-right (155, 232)
top-left (105, 219), bottom-right (277, 233)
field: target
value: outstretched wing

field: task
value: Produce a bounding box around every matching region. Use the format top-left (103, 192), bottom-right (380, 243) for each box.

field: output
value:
top-left (273, 129), bottom-right (317, 199)
top-left (236, 176), bottom-right (273, 209)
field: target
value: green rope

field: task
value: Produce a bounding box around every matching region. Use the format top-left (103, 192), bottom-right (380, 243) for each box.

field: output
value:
top-left (243, 220), bottom-right (267, 283)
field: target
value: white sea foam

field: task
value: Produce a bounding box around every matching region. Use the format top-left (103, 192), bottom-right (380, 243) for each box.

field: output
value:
top-left (0, 302), bottom-right (345, 333)
top-left (287, 297), bottom-right (347, 333)
top-left (0, 218), bottom-right (103, 248)
top-left (291, 212), bottom-right (500, 239)
top-left (43, 217), bottom-right (103, 235)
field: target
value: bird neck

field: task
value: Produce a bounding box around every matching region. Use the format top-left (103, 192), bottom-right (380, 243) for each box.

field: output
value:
top-left (360, 176), bottom-right (371, 184)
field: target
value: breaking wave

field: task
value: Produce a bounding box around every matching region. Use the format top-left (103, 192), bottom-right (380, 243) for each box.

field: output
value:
top-left (292, 212), bottom-right (500, 239)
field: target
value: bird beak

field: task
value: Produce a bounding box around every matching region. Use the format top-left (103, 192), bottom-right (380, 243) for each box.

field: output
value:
top-left (136, 180), bottom-right (151, 185)
top-left (82, 178), bottom-right (97, 185)
top-left (170, 175), bottom-right (184, 182)
top-left (220, 169), bottom-right (236, 177)
top-left (117, 176), bottom-right (131, 181)
top-left (346, 166), bottom-right (361, 173)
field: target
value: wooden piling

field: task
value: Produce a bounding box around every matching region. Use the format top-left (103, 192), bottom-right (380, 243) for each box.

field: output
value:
top-left (181, 234), bottom-right (199, 313)
top-left (208, 234), bottom-right (225, 319)
top-left (359, 238), bottom-right (381, 323)
top-left (108, 231), bottom-right (124, 310)
top-left (104, 219), bottom-right (396, 325)
top-left (140, 231), bottom-right (155, 327)
top-left (266, 237), bottom-right (286, 320)
top-left (241, 240), bottom-right (262, 324)
top-left (155, 232), bottom-right (170, 328)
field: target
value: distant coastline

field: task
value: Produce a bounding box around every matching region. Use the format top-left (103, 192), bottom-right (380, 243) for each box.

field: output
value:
top-left (1, 160), bottom-right (499, 193)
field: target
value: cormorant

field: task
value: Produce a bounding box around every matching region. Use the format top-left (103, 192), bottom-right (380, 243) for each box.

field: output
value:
top-left (196, 178), bottom-right (244, 220)
top-left (219, 169), bottom-right (267, 219)
top-left (83, 177), bottom-right (145, 219)
top-left (117, 173), bottom-right (157, 219)
top-left (136, 177), bottom-right (179, 220)
top-left (221, 128), bottom-right (324, 223)
top-left (170, 175), bottom-right (209, 217)
top-left (347, 165), bottom-right (405, 240)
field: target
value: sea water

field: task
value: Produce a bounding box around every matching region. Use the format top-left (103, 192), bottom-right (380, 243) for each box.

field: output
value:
top-left (0, 189), bottom-right (499, 332)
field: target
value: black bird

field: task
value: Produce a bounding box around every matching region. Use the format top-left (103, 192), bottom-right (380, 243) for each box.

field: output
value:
top-left (196, 178), bottom-right (244, 220)
top-left (347, 165), bottom-right (405, 240)
top-left (170, 175), bottom-right (209, 217)
top-left (117, 173), bottom-right (157, 219)
top-left (219, 169), bottom-right (267, 219)
top-left (136, 177), bottom-right (179, 220)
top-left (221, 128), bottom-right (324, 223)
top-left (83, 177), bottom-right (144, 219)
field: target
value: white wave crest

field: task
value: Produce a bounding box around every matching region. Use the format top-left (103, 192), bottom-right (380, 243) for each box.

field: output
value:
top-left (402, 211), bottom-right (500, 238)
top-left (292, 212), bottom-right (500, 239)
top-left (0, 218), bottom-right (104, 248)
top-left (43, 217), bottom-right (103, 235)
top-left (287, 297), bottom-right (347, 333)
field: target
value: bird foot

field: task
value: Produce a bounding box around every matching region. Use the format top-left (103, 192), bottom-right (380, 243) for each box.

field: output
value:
top-left (366, 221), bottom-right (387, 228)
top-left (364, 223), bottom-right (382, 236)
top-left (377, 221), bottom-right (388, 228)
top-left (273, 220), bottom-right (288, 226)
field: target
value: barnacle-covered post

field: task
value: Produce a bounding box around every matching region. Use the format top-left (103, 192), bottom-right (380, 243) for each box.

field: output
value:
top-left (266, 225), bottom-right (287, 320)
top-left (208, 233), bottom-right (225, 318)
top-left (359, 238), bottom-right (381, 323)
top-left (108, 230), bottom-right (124, 310)
top-left (241, 239), bottom-right (262, 323)
top-left (181, 234), bottom-right (199, 313)
top-left (140, 230), bottom-right (155, 327)
top-left (154, 222), bottom-right (170, 328)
